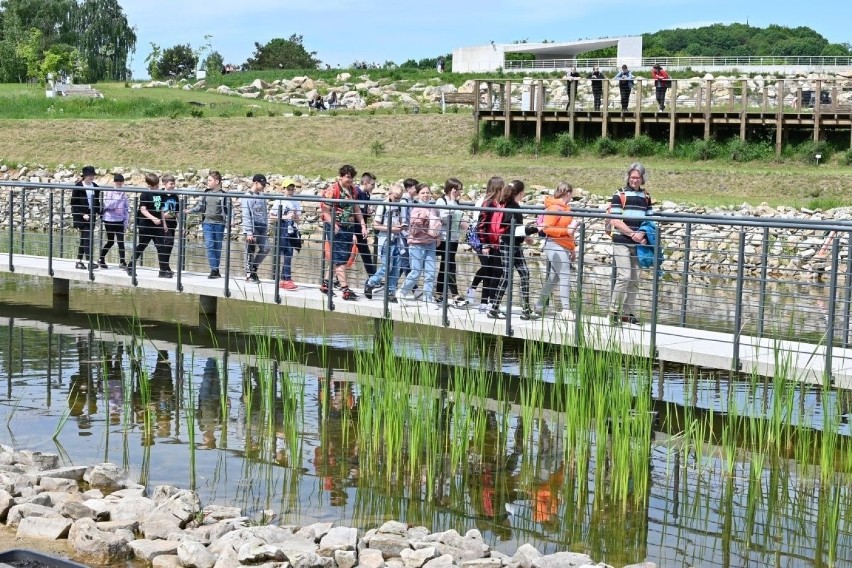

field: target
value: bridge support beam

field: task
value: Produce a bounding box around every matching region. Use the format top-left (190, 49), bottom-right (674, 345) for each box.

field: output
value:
top-left (52, 278), bottom-right (69, 312)
top-left (199, 295), bottom-right (218, 330)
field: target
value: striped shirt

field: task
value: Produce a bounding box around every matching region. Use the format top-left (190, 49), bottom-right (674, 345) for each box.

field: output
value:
top-left (610, 188), bottom-right (652, 245)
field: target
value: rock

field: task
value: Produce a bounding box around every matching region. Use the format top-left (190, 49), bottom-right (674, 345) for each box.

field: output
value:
top-left (145, 488), bottom-right (201, 528)
top-left (423, 555), bottom-right (454, 568)
top-left (623, 563), bottom-right (657, 568)
top-left (334, 549), bottom-right (357, 568)
top-left (38, 466), bottom-right (87, 481)
top-left (531, 551), bottom-right (594, 568)
top-left (178, 540), bottom-right (217, 568)
top-left (290, 550), bottom-right (334, 567)
top-left (336, 73), bottom-right (351, 82)
top-left (297, 521), bottom-right (333, 542)
top-left (141, 519), bottom-right (182, 540)
top-left (84, 463), bottom-right (129, 493)
top-left (39, 477), bottom-right (78, 492)
top-left (0, 489), bottom-right (15, 521)
top-left (318, 525), bottom-right (357, 555)
top-left (70, 518), bottom-right (132, 565)
top-left (358, 549), bottom-right (386, 568)
top-left (212, 546), bottom-right (240, 568)
top-left (400, 546), bottom-right (437, 567)
top-left (237, 543), bottom-right (286, 563)
top-left (512, 543), bottom-right (542, 568)
top-left (201, 504), bottom-right (242, 521)
top-left (109, 495), bottom-right (156, 523)
top-left (378, 520), bottom-right (408, 535)
top-left (59, 501), bottom-right (97, 521)
top-left (459, 559), bottom-right (502, 567)
top-left (366, 533), bottom-right (411, 558)
top-left (129, 538), bottom-right (180, 562)
top-left (241, 91), bottom-right (261, 99)
top-left (250, 78), bottom-right (270, 91)
top-left (153, 555), bottom-right (183, 568)
top-left (6, 502), bottom-right (62, 527)
top-left (16, 516), bottom-right (72, 539)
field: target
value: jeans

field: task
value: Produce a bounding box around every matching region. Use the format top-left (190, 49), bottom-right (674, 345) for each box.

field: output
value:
top-left (244, 229), bottom-right (270, 273)
top-left (202, 222), bottom-right (225, 271)
top-left (400, 242), bottom-right (436, 299)
top-left (278, 240), bottom-right (294, 280)
top-left (367, 235), bottom-right (401, 294)
top-left (537, 241), bottom-right (572, 311)
top-left (611, 243), bottom-right (640, 315)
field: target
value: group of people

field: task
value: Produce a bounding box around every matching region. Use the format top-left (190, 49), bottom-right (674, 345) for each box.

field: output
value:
top-left (565, 63), bottom-right (671, 112)
top-left (70, 161), bottom-right (654, 326)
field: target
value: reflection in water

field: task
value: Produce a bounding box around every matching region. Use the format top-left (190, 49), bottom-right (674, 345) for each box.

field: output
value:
top-left (1, 316), bottom-right (852, 566)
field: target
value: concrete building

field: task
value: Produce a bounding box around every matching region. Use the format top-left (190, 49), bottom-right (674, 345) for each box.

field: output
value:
top-left (452, 36), bottom-right (642, 73)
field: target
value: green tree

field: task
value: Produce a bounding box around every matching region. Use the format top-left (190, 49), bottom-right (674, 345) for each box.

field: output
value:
top-left (204, 50), bottom-right (224, 75)
top-left (244, 34), bottom-right (320, 69)
top-left (15, 27), bottom-right (43, 81)
top-left (144, 42), bottom-right (161, 79)
top-left (156, 43), bottom-right (197, 79)
top-left (40, 42), bottom-right (78, 82)
top-left (74, 0), bottom-right (136, 82)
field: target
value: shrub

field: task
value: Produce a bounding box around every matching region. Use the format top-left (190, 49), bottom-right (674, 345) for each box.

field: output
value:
top-left (189, 108), bottom-right (204, 118)
top-left (692, 139), bottom-right (719, 161)
top-left (370, 140), bottom-right (386, 157)
top-left (796, 140), bottom-right (833, 164)
top-left (245, 109), bottom-right (255, 117)
top-left (492, 137), bottom-right (516, 157)
top-left (840, 148), bottom-right (852, 166)
top-left (292, 109), bottom-right (303, 117)
top-left (266, 109), bottom-right (277, 117)
top-left (725, 139), bottom-right (772, 162)
top-left (595, 137), bottom-right (618, 157)
top-left (555, 132), bottom-right (578, 157)
top-left (468, 136), bottom-right (480, 155)
top-left (623, 134), bottom-right (657, 157)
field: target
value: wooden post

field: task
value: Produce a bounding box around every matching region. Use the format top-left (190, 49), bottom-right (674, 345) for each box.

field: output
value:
top-left (473, 80), bottom-right (481, 147)
top-left (813, 79), bottom-right (822, 142)
top-left (728, 82), bottom-right (735, 112)
top-left (775, 80), bottom-right (784, 156)
top-left (696, 86), bottom-right (703, 111)
top-left (486, 82), bottom-right (493, 109)
top-left (602, 80), bottom-right (610, 138)
top-left (762, 86), bottom-right (768, 112)
top-left (669, 79), bottom-right (677, 151)
top-left (504, 80), bottom-right (511, 138)
top-left (535, 79), bottom-right (544, 146)
top-left (796, 87), bottom-right (803, 111)
top-left (831, 85), bottom-right (838, 112)
top-left (634, 79), bottom-right (643, 138)
top-left (704, 79), bottom-right (713, 140)
top-left (740, 79), bottom-right (748, 142)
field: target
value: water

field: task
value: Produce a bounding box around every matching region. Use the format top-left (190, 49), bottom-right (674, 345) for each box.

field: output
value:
top-left (0, 274), bottom-right (851, 567)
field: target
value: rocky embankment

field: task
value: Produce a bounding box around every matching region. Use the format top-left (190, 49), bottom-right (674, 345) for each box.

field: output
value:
top-left (0, 445), bottom-right (656, 568)
top-left (135, 71), bottom-right (852, 112)
top-left (0, 165), bottom-right (847, 278)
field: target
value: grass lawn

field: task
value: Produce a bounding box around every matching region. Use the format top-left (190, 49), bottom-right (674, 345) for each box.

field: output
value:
top-left (0, 83), bottom-right (849, 208)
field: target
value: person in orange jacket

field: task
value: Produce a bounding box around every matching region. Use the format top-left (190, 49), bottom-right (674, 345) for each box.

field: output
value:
top-left (534, 182), bottom-right (577, 319)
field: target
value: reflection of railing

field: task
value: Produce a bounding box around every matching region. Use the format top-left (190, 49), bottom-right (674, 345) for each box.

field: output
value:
top-left (503, 55), bottom-right (852, 70)
top-left (2, 180), bottom-right (852, 382)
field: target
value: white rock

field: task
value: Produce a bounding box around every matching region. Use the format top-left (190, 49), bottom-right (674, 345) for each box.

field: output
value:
top-left (129, 538), bottom-right (180, 562)
top-left (178, 540), bottom-right (217, 568)
top-left (16, 516), bottom-right (72, 539)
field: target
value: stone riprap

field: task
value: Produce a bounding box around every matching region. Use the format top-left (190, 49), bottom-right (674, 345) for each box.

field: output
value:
top-left (132, 72), bottom-right (852, 112)
top-left (0, 164), bottom-right (846, 280)
top-left (0, 444), bottom-right (649, 568)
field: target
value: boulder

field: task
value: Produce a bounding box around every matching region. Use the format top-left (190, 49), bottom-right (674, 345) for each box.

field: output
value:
top-left (237, 543), bottom-right (286, 564)
top-left (69, 518), bottom-right (132, 565)
top-left (512, 543), bottom-right (542, 568)
top-left (358, 549), bottom-right (386, 568)
top-left (178, 540), bottom-right (217, 568)
top-left (84, 463), bottom-right (129, 493)
top-left (129, 538), bottom-right (180, 562)
top-left (16, 516), bottom-right (72, 539)
top-left (153, 555), bottom-right (183, 568)
top-left (145, 489), bottom-right (200, 527)
top-left (531, 551), bottom-right (594, 568)
top-left (141, 519), bottom-right (182, 540)
top-left (318, 526), bottom-right (357, 556)
top-left (6, 502), bottom-right (62, 527)
top-left (108, 495), bottom-right (156, 523)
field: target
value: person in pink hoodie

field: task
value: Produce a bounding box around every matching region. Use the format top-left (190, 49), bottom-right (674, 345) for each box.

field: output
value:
top-left (534, 182), bottom-right (577, 319)
top-left (396, 184), bottom-right (442, 308)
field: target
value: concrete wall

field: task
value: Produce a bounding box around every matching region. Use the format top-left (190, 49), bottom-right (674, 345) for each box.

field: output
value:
top-left (617, 36), bottom-right (643, 68)
top-left (453, 45), bottom-right (506, 73)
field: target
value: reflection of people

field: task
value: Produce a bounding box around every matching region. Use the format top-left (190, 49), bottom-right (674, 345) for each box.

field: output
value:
top-left (651, 64), bottom-right (670, 111)
top-left (70, 165), bottom-right (101, 270)
top-left (106, 343), bottom-right (125, 425)
top-left (197, 358), bottom-right (222, 449)
top-left (150, 350), bottom-right (175, 440)
top-left (68, 337), bottom-right (98, 422)
top-left (615, 64), bottom-right (634, 111)
top-left (608, 163), bottom-right (652, 326)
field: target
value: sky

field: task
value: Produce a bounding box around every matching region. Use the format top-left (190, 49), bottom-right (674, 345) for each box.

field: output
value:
top-left (119, 0), bottom-right (850, 78)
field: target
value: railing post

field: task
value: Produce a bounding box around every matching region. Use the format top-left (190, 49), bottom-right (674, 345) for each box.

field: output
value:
top-left (825, 236), bottom-right (841, 386)
top-left (650, 226), bottom-right (662, 360)
top-left (48, 193), bottom-right (54, 276)
top-left (574, 222), bottom-right (586, 343)
top-left (129, 195), bottom-right (139, 286)
top-left (325, 217), bottom-right (336, 311)
top-left (382, 223), bottom-right (393, 319)
top-left (843, 237), bottom-right (852, 348)
top-left (441, 221), bottom-right (451, 327)
top-left (59, 188), bottom-right (65, 258)
top-left (223, 196), bottom-right (232, 298)
top-left (273, 202), bottom-right (282, 305)
top-left (176, 195), bottom-right (186, 292)
top-left (679, 222), bottom-right (691, 327)
top-left (19, 187), bottom-right (25, 254)
top-left (505, 216), bottom-right (516, 337)
top-left (87, 204), bottom-right (95, 281)
top-left (8, 190), bottom-right (14, 273)
top-left (757, 226), bottom-right (769, 337)
top-left (732, 228), bottom-right (746, 372)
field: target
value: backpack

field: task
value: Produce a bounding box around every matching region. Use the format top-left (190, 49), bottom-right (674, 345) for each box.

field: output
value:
top-left (536, 212), bottom-right (547, 237)
top-left (604, 190), bottom-right (627, 237)
top-left (485, 202), bottom-right (506, 243)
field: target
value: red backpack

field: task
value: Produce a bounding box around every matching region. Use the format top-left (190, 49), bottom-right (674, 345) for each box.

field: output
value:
top-left (480, 201), bottom-right (506, 244)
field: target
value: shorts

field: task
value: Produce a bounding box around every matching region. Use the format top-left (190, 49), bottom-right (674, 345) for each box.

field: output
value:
top-left (326, 222), bottom-right (356, 266)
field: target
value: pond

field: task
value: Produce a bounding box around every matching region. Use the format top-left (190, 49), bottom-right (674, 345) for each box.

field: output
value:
top-left (0, 274), bottom-right (851, 567)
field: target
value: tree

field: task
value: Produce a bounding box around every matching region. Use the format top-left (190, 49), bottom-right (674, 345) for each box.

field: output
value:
top-left (40, 42), bottom-right (78, 82)
top-left (74, 0), bottom-right (136, 82)
top-left (144, 42), bottom-right (161, 79)
top-left (244, 34), bottom-right (320, 70)
top-left (204, 50), bottom-right (224, 74)
top-left (14, 27), bottom-right (43, 81)
top-left (156, 43), bottom-right (197, 79)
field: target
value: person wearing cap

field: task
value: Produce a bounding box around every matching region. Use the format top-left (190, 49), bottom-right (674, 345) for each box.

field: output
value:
top-left (320, 164), bottom-right (368, 300)
top-left (270, 179), bottom-right (302, 290)
top-left (241, 174), bottom-right (271, 283)
top-left (651, 63), bottom-right (671, 111)
top-left (97, 173), bottom-right (129, 269)
top-left (70, 165), bottom-right (101, 270)
top-left (614, 64), bottom-right (634, 111)
top-left (188, 171), bottom-right (229, 279)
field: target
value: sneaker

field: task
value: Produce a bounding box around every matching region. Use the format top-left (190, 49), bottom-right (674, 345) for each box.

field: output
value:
top-left (98, 259), bottom-right (108, 269)
top-left (396, 289), bottom-right (414, 306)
top-left (412, 289), bottom-right (423, 300)
top-left (89, 262), bottom-right (99, 270)
top-left (208, 270), bottom-right (221, 279)
top-left (246, 272), bottom-right (259, 283)
top-left (372, 281), bottom-right (385, 292)
top-left (319, 280), bottom-right (336, 296)
top-left (75, 261), bottom-right (86, 270)
top-left (487, 307), bottom-right (505, 319)
top-left (609, 311), bottom-right (621, 325)
top-left (621, 313), bottom-right (642, 325)
top-left (363, 284), bottom-right (374, 299)
top-left (280, 280), bottom-right (298, 291)
top-left (433, 294), bottom-right (443, 304)
top-left (556, 309), bottom-right (575, 321)
top-left (119, 261), bottom-right (128, 269)
top-left (452, 295), bottom-right (469, 308)
top-left (479, 303), bottom-right (489, 314)
top-left (126, 264), bottom-right (134, 276)
top-left (158, 270), bottom-right (173, 278)
top-left (333, 278), bottom-right (342, 290)
top-left (342, 287), bottom-right (358, 301)
top-left (387, 296), bottom-right (398, 304)
top-left (520, 307), bottom-right (538, 321)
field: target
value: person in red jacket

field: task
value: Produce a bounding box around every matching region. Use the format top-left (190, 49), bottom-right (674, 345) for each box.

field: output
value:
top-left (651, 63), bottom-right (671, 111)
top-left (534, 182), bottom-right (577, 319)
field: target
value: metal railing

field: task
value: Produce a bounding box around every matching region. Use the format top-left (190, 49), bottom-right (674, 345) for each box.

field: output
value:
top-left (503, 55), bottom-right (852, 71)
top-left (1, 180), bottom-right (851, 379)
